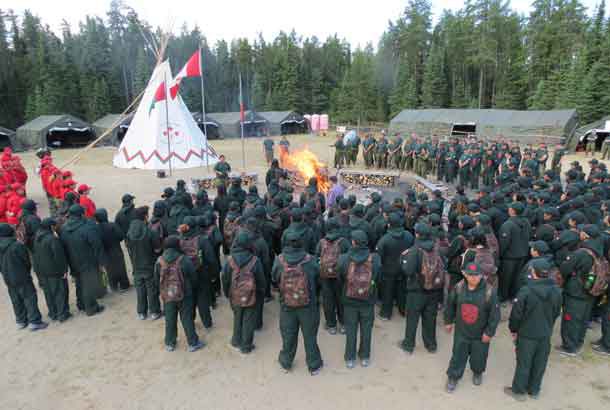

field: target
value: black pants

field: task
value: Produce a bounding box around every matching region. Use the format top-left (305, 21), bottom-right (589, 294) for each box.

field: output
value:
top-left (38, 276), bottom-right (70, 321)
top-left (447, 335), bottom-right (490, 380)
top-left (192, 270), bottom-right (213, 328)
top-left (231, 304), bottom-right (258, 352)
top-left (402, 290), bottom-right (442, 352)
top-left (344, 304), bottom-right (374, 361)
top-left (279, 305), bottom-right (323, 371)
top-left (600, 301), bottom-right (610, 349)
top-left (321, 278), bottom-right (343, 328)
top-left (380, 275), bottom-right (404, 319)
top-left (164, 299), bottom-right (199, 347)
top-left (74, 270), bottom-right (102, 315)
top-left (499, 257), bottom-right (527, 302)
top-left (561, 294), bottom-right (594, 352)
top-left (7, 280), bottom-right (43, 325)
top-left (135, 275), bottom-right (161, 316)
top-left (512, 336), bottom-right (551, 396)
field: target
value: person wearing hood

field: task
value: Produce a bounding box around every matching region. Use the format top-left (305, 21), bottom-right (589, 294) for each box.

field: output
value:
top-left (59, 205), bottom-right (105, 316)
top-left (267, 197), bottom-right (288, 256)
top-left (213, 184), bottom-right (230, 237)
top-left (447, 215), bottom-right (475, 290)
top-left (272, 231), bottom-right (323, 375)
top-left (222, 231), bottom-right (266, 354)
top-left (376, 213), bottom-right (414, 320)
top-left (32, 218), bottom-right (70, 322)
top-left (94, 208), bottom-right (130, 292)
top-left (266, 159), bottom-right (286, 187)
top-left (444, 262), bottom-right (500, 393)
top-left (227, 177), bottom-right (247, 209)
top-left (167, 194), bottom-right (192, 234)
top-left (198, 214), bottom-right (222, 305)
top-left (126, 206), bottom-right (162, 320)
top-left (316, 217), bottom-right (351, 335)
top-left (365, 192), bottom-right (382, 222)
top-left (179, 216), bottom-right (215, 329)
top-left (6, 183), bottom-right (26, 225)
top-left (115, 194), bottom-right (137, 236)
top-left (0, 223), bottom-right (48, 330)
top-left (498, 202), bottom-right (532, 304)
top-left (174, 179), bottom-right (193, 210)
top-left (552, 229), bottom-right (580, 267)
top-left (281, 208), bottom-right (315, 254)
top-left (399, 223), bottom-right (445, 354)
top-left (155, 236), bottom-right (204, 353)
top-left (556, 225), bottom-right (603, 357)
top-left (505, 259), bottom-right (561, 401)
top-left (336, 230), bottom-right (382, 368)
top-left (16, 199), bottom-right (41, 252)
top-left (192, 190), bottom-right (214, 216)
top-left (300, 177), bottom-right (326, 214)
top-left (149, 200), bottom-right (168, 249)
top-left (161, 187), bottom-right (175, 212)
top-left (516, 241), bottom-right (555, 290)
top-left (349, 204), bottom-right (373, 248)
top-left (56, 191), bottom-right (78, 228)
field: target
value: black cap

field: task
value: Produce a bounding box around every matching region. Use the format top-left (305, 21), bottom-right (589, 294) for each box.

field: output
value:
top-left (462, 262), bottom-right (482, 276)
top-left (41, 217), bottom-right (57, 228)
top-left (122, 193), bottom-right (135, 203)
top-left (351, 230), bottom-right (368, 247)
top-left (68, 204), bottom-right (84, 216)
top-left (529, 240), bottom-right (550, 254)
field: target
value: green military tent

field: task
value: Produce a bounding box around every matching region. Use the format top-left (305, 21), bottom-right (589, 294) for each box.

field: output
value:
top-left (15, 114), bottom-right (95, 151)
top-left (191, 112), bottom-right (221, 140)
top-left (92, 113), bottom-right (134, 146)
top-left (259, 111), bottom-right (308, 136)
top-left (208, 111), bottom-right (269, 138)
top-left (0, 126), bottom-right (15, 150)
top-left (389, 109), bottom-right (578, 145)
top-left (567, 116), bottom-right (610, 152)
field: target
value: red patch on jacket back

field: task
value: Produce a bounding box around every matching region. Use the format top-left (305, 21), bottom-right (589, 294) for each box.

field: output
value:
top-left (564, 313), bottom-right (572, 321)
top-left (460, 303), bottom-right (479, 325)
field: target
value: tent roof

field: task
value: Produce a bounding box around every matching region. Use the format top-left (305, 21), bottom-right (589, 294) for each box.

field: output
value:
top-left (259, 111), bottom-right (297, 123)
top-left (17, 114), bottom-right (91, 132)
top-left (390, 109), bottom-right (577, 129)
top-left (574, 115), bottom-right (610, 136)
top-left (93, 113), bottom-right (133, 129)
top-left (191, 112), bottom-right (220, 126)
top-left (207, 110), bottom-right (266, 125)
top-left (0, 126), bottom-right (15, 136)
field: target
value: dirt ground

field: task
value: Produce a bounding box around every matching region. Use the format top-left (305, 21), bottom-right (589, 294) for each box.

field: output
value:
top-left (1, 134), bottom-right (609, 410)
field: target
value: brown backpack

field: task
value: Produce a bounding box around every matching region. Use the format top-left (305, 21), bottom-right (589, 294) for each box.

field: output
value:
top-left (159, 256), bottom-right (185, 303)
top-left (346, 255), bottom-right (373, 300)
top-left (279, 254), bottom-right (312, 308)
top-left (15, 219), bottom-right (26, 244)
top-left (419, 247), bottom-right (445, 290)
top-left (485, 233), bottom-right (499, 257)
top-left (228, 256), bottom-right (258, 308)
top-left (463, 248), bottom-right (497, 283)
top-left (320, 238), bottom-right (342, 279)
top-left (180, 235), bottom-right (201, 270)
top-left (454, 280), bottom-right (493, 304)
top-left (223, 216), bottom-right (240, 249)
top-left (581, 248), bottom-right (609, 297)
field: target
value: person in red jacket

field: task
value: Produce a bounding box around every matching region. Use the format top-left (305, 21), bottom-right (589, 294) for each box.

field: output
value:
top-left (50, 169), bottom-right (63, 200)
top-left (0, 185), bottom-right (8, 223)
top-left (62, 179), bottom-right (78, 201)
top-left (78, 184), bottom-right (96, 218)
top-left (11, 154), bottom-right (28, 185)
top-left (39, 157), bottom-right (58, 216)
top-left (6, 183), bottom-right (26, 225)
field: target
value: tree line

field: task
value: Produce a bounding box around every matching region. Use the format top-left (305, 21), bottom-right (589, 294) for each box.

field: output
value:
top-left (0, 0), bottom-right (609, 131)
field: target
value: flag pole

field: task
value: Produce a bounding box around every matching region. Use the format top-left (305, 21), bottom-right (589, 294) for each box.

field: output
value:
top-left (239, 72), bottom-right (245, 169)
top-left (163, 73), bottom-right (172, 176)
top-left (199, 46), bottom-right (209, 173)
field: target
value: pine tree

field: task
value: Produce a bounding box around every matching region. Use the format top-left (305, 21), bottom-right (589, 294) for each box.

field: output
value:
top-left (421, 40), bottom-right (448, 108)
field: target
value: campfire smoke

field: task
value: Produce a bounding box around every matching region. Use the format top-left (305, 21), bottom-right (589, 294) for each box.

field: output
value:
top-left (283, 148), bottom-right (330, 193)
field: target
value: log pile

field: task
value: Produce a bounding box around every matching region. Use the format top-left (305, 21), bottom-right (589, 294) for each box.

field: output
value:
top-left (190, 172), bottom-right (258, 192)
top-left (339, 169), bottom-right (400, 188)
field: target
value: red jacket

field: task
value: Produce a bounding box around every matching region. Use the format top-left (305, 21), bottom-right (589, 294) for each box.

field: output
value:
top-left (0, 193), bottom-right (8, 223)
top-left (79, 195), bottom-right (97, 218)
top-left (6, 192), bottom-right (25, 225)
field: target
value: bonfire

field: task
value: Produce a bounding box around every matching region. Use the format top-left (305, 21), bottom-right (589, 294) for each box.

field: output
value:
top-left (282, 148), bottom-right (330, 193)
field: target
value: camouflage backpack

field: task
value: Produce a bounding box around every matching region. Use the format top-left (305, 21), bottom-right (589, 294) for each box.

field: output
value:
top-left (419, 247), bottom-right (445, 290)
top-left (279, 254), bottom-right (312, 308)
top-left (346, 255), bottom-right (373, 300)
top-left (179, 235), bottom-right (202, 270)
top-left (159, 256), bottom-right (185, 303)
top-left (15, 219), bottom-right (26, 244)
top-left (320, 238), bottom-right (342, 279)
top-left (223, 216), bottom-right (240, 249)
top-left (581, 248), bottom-right (609, 297)
top-left (463, 248), bottom-right (497, 286)
top-left (228, 256), bottom-right (258, 308)
top-left (485, 233), bottom-right (499, 258)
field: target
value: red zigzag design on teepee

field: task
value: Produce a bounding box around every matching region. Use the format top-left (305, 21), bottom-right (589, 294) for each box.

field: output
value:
top-left (121, 147), bottom-right (217, 165)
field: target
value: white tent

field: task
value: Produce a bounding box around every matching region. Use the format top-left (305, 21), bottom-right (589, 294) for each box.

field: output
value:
top-left (113, 60), bottom-right (218, 170)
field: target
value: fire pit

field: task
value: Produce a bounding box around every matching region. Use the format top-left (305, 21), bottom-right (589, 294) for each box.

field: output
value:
top-left (283, 149), bottom-right (330, 194)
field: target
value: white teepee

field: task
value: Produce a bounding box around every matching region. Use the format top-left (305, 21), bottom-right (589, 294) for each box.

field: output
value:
top-left (113, 60), bottom-right (218, 170)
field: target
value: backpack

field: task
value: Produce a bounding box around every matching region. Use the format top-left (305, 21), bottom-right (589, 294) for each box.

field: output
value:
top-left (228, 256), bottom-right (258, 308)
top-left (223, 217), bottom-right (240, 248)
top-left (419, 247), bottom-right (445, 290)
top-left (580, 248), bottom-right (609, 297)
top-left (158, 256), bottom-right (185, 303)
top-left (304, 191), bottom-right (322, 214)
top-left (455, 280), bottom-right (493, 304)
top-left (320, 238), bottom-right (342, 279)
top-left (346, 255), bottom-right (373, 300)
top-left (15, 219), bottom-right (26, 244)
top-left (279, 254), bottom-right (311, 308)
top-left (485, 233), bottom-right (499, 257)
top-left (150, 220), bottom-right (166, 241)
top-left (180, 235), bottom-right (202, 270)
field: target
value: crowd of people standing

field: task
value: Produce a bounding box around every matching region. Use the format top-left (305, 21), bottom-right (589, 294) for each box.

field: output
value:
top-left (1, 135), bottom-right (609, 402)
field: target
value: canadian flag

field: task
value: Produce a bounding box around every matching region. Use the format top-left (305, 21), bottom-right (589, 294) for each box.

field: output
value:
top-left (169, 50), bottom-right (201, 99)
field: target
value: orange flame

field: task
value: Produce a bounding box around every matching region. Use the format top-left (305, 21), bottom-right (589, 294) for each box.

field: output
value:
top-left (283, 148), bottom-right (330, 193)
